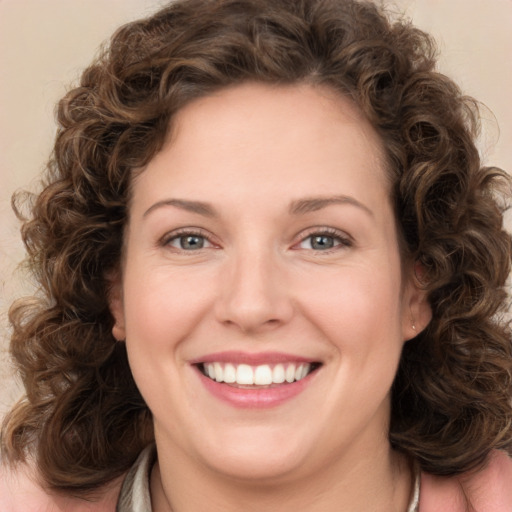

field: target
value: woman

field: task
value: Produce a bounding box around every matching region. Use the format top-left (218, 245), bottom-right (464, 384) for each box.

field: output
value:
top-left (1, 0), bottom-right (512, 510)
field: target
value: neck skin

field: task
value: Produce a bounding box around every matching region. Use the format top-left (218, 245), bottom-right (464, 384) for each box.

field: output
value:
top-left (149, 430), bottom-right (413, 512)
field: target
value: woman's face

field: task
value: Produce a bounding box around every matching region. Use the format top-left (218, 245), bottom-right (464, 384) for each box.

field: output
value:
top-left (111, 83), bottom-right (429, 482)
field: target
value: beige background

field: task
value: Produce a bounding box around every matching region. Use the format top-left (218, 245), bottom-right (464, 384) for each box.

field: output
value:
top-left (1, 0), bottom-right (511, 416)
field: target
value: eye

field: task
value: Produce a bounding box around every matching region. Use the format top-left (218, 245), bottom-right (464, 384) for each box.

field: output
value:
top-left (162, 230), bottom-right (215, 251)
top-left (296, 229), bottom-right (352, 251)
top-left (171, 235), bottom-right (208, 250)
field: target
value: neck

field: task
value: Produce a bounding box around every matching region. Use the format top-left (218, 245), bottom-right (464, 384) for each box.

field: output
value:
top-left (150, 439), bottom-right (413, 512)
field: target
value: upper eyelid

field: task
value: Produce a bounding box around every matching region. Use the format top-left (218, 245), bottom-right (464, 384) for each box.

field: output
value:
top-left (289, 228), bottom-right (354, 254)
top-left (160, 227), bottom-right (216, 246)
top-left (295, 226), bottom-right (353, 243)
top-left (158, 226), bottom-right (353, 247)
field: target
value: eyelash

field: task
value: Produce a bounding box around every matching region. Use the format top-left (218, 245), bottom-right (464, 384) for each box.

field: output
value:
top-left (160, 227), bottom-right (353, 253)
top-left (160, 228), bottom-right (216, 252)
top-left (293, 227), bottom-right (353, 253)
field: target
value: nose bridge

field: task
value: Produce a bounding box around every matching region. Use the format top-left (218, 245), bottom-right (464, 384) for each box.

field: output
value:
top-left (215, 240), bottom-right (292, 332)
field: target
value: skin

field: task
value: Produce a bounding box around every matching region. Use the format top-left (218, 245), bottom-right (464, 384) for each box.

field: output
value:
top-left (110, 82), bottom-right (431, 512)
top-left (0, 463), bottom-right (122, 511)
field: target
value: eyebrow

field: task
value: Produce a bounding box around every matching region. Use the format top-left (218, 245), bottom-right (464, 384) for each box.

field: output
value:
top-left (143, 194), bottom-right (373, 219)
top-left (289, 195), bottom-right (374, 217)
top-left (143, 199), bottom-right (217, 218)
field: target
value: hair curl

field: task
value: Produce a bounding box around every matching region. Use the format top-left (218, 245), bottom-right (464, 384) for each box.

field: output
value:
top-left (2, 0), bottom-right (511, 495)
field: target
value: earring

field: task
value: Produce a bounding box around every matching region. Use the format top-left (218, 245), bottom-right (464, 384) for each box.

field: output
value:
top-left (412, 324), bottom-right (417, 332)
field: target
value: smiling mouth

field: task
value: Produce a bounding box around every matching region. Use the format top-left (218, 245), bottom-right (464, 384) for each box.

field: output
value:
top-left (198, 362), bottom-right (321, 387)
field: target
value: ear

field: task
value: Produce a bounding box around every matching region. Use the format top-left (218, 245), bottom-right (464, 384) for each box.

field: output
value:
top-left (107, 271), bottom-right (126, 341)
top-left (402, 261), bottom-right (432, 341)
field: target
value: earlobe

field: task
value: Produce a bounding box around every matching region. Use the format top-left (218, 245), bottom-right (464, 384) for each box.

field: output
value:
top-left (107, 273), bottom-right (126, 341)
top-left (112, 320), bottom-right (126, 342)
top-left (402, 264), bottom-right (432, 341)
top-left (405, 293), bottom-right (432, 340)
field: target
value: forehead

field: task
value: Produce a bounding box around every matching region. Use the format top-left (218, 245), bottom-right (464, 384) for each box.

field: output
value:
top-left (171, 82), bottom-right (385, 161)
top-left (132, 82), bottom-right (390, 212)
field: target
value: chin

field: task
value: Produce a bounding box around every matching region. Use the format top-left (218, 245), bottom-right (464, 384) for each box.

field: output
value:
top-left (207, 451), bottom-right (307, 483)
top-left (196, 427), bottom-right (312, 483)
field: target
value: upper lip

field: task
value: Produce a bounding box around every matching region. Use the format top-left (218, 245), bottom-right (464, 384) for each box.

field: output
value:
top-left (189, 351), bottom-right (320, 366)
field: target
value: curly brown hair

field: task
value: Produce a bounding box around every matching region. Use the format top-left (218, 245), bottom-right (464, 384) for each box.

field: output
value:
top-left (2, 0), bottom-right (511, 496)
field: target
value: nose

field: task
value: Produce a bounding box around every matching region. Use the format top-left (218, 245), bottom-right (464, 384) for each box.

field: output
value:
top-left (214, 246), bottom-right (294, 334)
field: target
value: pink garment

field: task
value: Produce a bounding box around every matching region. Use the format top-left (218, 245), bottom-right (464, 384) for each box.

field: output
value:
top-left (419, 450), bottom-right (512, 511)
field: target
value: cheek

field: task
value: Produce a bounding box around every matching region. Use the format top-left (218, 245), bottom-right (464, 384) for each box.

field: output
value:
top-left (121, 263), bottom-right (213, 349)
top-left (299, 264), bottom-right (404, 341)
top-left (290, 265), bottom-right (406, 442)
top-left (298, 264), bottom-right (406, 407)
top-left (120, 264), bottom-right (215, 410)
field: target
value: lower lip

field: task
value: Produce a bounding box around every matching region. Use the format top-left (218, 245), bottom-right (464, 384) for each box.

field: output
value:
top-left (195, 368), bottom-right (316, 408)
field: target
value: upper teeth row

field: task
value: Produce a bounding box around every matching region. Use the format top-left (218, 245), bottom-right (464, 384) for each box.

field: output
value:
top-left (204, 362), bottom-right (312, 385)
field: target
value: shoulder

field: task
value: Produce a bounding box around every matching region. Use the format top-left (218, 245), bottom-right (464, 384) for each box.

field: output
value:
top-left (0, 460), bottom-right (54, 512)
top-left (0, 460), bottom-right (123, 512)
top-left (420, 450), bottom-right (512, 512)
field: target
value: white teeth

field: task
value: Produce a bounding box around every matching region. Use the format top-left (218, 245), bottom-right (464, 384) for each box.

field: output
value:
top-left (272, 364), bottom-right (285, 384)
top-left (236, 364), bottom-right (254, 385)
top-left (203, 362), bottom-right (314, 385)
top-left (254, 365), bottom-right (273, 385)
top-left (223, 363), bottom-right (236, 383)
top-left (214, 362), bottom-right (223, 382)
top-left (294, 364), bottom-right (311, 381)
top-left (285, 364), bottom-right (295, 383)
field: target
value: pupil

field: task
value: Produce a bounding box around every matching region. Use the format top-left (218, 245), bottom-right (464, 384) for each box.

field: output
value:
top-left (312, 235), bottom-right (334, 250)
top-left (181, 235), bottom-right (204, 249)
